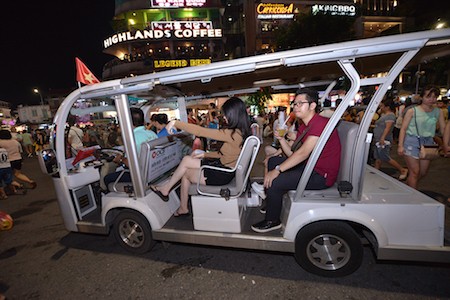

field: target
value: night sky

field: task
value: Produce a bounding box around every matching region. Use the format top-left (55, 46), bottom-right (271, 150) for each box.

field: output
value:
top-left (0, 0), bottom-right (115, 107)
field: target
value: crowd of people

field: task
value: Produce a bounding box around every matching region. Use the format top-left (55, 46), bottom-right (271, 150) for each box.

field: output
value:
top-left (0, 128), bottom-right (40, 200)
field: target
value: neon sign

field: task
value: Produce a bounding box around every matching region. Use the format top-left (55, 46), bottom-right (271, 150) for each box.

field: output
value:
top-left (152, 21), bottom-right (213, 31)
top-left (151, 0), bottom-right (207, 8)
top-left (311, 4), bottom-right (357, 16)
top-left (103, 29), bottom-right (222, 49)
top-left (257, 3), bottom-right (295, 19)
top-left (154, 59), bottom-right (211, 68)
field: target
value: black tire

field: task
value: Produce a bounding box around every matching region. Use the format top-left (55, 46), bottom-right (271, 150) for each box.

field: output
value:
top-left (295, 221), bottom-right (363, 277)
top-left (113, 210), bottom-right (155, 254)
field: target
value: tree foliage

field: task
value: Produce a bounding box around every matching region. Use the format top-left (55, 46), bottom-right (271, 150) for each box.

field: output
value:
top-left (246, 87), bottom-right (272, 114)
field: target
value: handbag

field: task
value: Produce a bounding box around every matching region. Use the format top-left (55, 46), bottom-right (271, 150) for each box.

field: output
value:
top-left (414, 108), bottom-right (439, 160)
top-left (290, 126), bottom-right (310, 152)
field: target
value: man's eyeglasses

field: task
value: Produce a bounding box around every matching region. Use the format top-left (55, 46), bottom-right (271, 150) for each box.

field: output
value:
top-left (292, 101), bottom-right (309, 107)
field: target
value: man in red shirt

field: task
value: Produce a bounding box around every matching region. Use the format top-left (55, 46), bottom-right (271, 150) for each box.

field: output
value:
top-left (252, 88), bottom-right (341, 233)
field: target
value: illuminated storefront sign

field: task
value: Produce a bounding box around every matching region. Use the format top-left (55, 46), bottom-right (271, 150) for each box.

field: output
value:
top-left (257, 3), bottom-right (295, 19)
top-left (104, 29), bottom-right (222, 48)
top-left (154, 59), bottom-right (211, 68)
top-left (311, 4), bottom-right (357, 16)
top-left (152, 21), bottom-right (213, 31)
top-left (151, 0), bottom-right (207, 8)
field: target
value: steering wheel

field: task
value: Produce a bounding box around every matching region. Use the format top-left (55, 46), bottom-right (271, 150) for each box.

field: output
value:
top-left (94, 148), bottom-right (124, 162)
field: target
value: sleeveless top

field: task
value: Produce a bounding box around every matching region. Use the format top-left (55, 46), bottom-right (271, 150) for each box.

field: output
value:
top-left (406, 107), bottom-right (440, 137)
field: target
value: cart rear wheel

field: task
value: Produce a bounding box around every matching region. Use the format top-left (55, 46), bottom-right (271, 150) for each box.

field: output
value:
top-left (295, 221), bottom-right (363, 277)
top-left (113, 210), bottom-right (155, 254)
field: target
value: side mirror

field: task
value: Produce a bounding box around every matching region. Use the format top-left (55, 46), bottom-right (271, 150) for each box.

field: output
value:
top-left (38, 149), bottom-right (59, 175)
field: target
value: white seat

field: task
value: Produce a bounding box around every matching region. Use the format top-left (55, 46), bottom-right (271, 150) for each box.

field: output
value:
top-left (302, 121), bottom-right (359, 198)
top-left (189, 135), bottom-right (261, 199)
top-left (189, 135), bottom-right (261, 233)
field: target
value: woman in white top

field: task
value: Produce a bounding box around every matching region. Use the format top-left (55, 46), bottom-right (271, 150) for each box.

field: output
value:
top-left (0, 130), bottom-right (36, 189)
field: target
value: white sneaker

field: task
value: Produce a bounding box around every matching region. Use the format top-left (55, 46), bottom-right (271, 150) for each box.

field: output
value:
top-left (251, 182), bottom-right (266, 199)
top-left (251, 182), bottom-right (264, 192)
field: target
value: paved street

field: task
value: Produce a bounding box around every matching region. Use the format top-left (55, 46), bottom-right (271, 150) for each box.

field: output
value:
top-left (1, 143), bottom-right (450, 299)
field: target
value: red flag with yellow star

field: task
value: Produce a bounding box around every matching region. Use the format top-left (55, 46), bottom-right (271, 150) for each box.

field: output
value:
top-left (75, 57), bottom-right (101, 85)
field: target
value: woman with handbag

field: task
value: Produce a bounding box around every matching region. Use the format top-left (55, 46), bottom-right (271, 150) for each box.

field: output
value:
top-left (397, 85), bottom-right (445, 189)
top-left (152, 97), bottom-right (251, 217)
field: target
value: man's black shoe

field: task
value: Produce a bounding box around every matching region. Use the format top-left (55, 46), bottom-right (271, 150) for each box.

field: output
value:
top-left (251, 220), bottom-right (281, 233)
top-left (259, 205), bottom-right (266, 214)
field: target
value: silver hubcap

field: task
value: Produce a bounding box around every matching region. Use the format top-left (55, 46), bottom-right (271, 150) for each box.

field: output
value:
top-left (118, 218), bottom-right (145, 248)
top-left (306, 234), bottom-right (351, 270)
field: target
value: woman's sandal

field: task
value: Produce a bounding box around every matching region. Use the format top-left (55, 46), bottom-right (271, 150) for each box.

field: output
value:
top-left (173, 210), bottom-right (191, 217)
top-left (150, 185), bottom-right (169, 201)
top-left (398, 169), bottom-right (408, 181)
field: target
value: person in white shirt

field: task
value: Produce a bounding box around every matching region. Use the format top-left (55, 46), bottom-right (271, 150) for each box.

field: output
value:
top-left (0, 147), bottom-right (16, 199)
top-left (67, 115), bottom-right (84, 156)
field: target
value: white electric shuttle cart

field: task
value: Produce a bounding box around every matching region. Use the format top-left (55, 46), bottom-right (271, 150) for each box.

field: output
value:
top-left (39, 29), bottom-right (450, 277)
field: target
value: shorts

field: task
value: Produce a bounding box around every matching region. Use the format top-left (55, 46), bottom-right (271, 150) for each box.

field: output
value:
top-left (10, 159), bottom-right (22, 171)
top-left (0, 167), bottom-right (13, 186)
top-left (201, 158), bottom-right (235, 186)
top-left (373, 144), bottom-right (391, 162)
top-left (403, 135), bottom-right (435, 159)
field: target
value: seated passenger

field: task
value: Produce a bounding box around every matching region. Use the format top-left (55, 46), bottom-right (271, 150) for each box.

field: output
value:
top-left (154, 113), bottom-right (170, 138)
top-left (104, 107), bottom-right (157, 190)
top-left (251, 88), bottom-right (341, 233)
top-left (151, 97), bottom-right (251, 217)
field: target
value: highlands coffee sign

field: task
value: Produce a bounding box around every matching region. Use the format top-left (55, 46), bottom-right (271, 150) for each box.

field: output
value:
top-left (104, 28), bottom-right (222, 49)
top-left (257, 3), bottom-right (295, 19)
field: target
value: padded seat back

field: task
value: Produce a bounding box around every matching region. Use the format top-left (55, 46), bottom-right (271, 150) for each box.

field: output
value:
top-left (301, 121), bottom-right (359, 198)
top-left (336, 121), bottom-right (359, 182)
top-left (189, 135), bottom-right (261, 198)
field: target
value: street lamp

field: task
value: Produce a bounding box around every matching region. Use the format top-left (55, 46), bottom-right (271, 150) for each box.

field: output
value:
top-left (33, 88), bottom-right (44, 105)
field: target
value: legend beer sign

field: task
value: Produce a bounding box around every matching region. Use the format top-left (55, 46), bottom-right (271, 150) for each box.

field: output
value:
top-left (257, 3), bottom-right (295, 19)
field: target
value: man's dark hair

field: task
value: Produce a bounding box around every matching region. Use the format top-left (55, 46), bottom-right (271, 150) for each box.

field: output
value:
top-left (67, 114), bottom-right (77, 126)
top-left (295, 88), bottom-right (320, 112)
top-left (130, 107), bottom-right (145, 127)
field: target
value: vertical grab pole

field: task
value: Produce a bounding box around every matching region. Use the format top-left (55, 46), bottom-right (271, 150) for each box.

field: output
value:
top-left (115, 92), bottom-right (146, 198)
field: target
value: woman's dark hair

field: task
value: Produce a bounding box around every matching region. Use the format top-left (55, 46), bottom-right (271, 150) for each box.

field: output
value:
top-left (155, 113), bottom-right (168, 125)
top-left (421, 85), bottom-right (440, 98)
top-left (295, 88), bottom-right (320, 113)
top-left (220, 97), bottom-right (251, 144)
top-left (381, 98), bottom-right (396, 111)
top-left (130, 107), bottom-right (145, 127)
top-left (0, 130), bottom-right (12, 140)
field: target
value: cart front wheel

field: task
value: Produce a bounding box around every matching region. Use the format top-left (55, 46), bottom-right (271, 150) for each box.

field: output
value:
top-left (113, 210), bottom-right (155, 254)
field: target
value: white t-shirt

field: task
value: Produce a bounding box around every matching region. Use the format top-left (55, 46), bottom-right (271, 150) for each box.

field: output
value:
top-left (0, 148), bottom-right (11, 169)
top-left (68, 126), bottom-right (84, 150)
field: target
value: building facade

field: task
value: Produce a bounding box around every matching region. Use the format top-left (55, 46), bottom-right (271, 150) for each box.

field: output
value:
top-left (101, 0), bottom-right (407, 79)
top-left (17, 105), bottom-right (52, 125)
